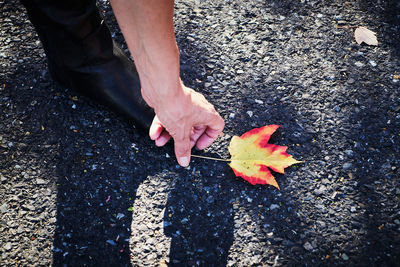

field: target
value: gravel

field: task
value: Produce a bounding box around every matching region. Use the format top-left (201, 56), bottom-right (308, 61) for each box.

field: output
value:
top-left (1, 0), bottom-right (399, 266)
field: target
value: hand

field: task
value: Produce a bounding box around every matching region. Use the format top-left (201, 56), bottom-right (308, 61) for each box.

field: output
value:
top-left (148, 84), bottom-right (224, 167)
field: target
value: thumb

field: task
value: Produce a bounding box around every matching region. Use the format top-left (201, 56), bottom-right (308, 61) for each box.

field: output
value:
top-left (174, 137), bottom-right (191, 167)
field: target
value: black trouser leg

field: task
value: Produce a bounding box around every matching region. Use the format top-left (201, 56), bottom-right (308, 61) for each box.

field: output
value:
top-left (21, 0), bottom-right (154, 129)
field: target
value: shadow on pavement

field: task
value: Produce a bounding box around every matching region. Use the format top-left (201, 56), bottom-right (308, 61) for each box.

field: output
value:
top-left (163, 173), bottom-right (235, 266)
top-left (343, 1), bottom-right (400, 264)
top-left (51, 112), bottom-right (150, 265)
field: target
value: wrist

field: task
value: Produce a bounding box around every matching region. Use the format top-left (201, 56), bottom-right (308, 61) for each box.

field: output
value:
top-left (152, 81), bottom-right (190, 115)
top-left (139, 70), bottom-right (185, 107)
top-left (131, 41), bottom-right (184, 108)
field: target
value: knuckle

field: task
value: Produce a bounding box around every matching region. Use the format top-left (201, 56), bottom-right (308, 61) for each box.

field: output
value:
top-left (175, 144), bottom-right (189, 156)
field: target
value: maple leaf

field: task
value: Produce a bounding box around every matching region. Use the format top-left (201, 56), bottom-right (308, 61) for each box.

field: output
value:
top-left (354, 27), bottom-right (378, 46)
top-left (228, 125), bottom-right (302, 189)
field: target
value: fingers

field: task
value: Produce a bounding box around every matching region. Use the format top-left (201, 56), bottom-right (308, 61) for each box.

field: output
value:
top-left (149, 116), bottom-right (164, 140)
top-left (174, 136), bottom-right (191, 167)
top-left (196, 115), bottom-right (225, 150)
top-left (155, 130), bottom-right (171, 147)
top-left (190, 126), bottom-right (207, 148)
top-left (150, 116), bottom-right (171, 146)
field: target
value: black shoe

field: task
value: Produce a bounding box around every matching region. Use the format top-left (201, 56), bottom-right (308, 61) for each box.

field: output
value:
top-left (21, 0), bottom-right (154, 129)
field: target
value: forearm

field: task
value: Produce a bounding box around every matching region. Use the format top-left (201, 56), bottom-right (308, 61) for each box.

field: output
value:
top-left (110, 0), bottom-right (184, 110)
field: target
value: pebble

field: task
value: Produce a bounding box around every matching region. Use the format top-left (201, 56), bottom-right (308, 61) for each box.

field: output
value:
top-left (36, 178), bottom-right (47, 185)
top-left (270, 204), bottom-right (279, 210)
top-left (350, 206), bottom-right (356, 213)
top-left (344, 150), bottom-right (354, 157)
top-left (106, 240), bottom-right (116, 246)
top-left (0, 203), bottom-right (8, 213)
top-left (327, 75), bottom-right (336, 81)
top-left (116, 213), bottom-right (125, 220)
top-left (229, 113), bottom-right (235, 119)
top-left (247, 111), bottom-right (253, 117)
top-left (316, 204), bottom-right (326, 212)
top-left (23, 204), bottom-right (35, 211)
top-left (342, 253), bottom-right (349, 260)
top-left (17, 226), bottom-right (24, 234)
top-left (347, 78), bottom-right (355, 84)
top-left (317, 220), bottom-right (326, 228)
top-left (394, 219), bottom-right (400, 225)
top-left (254, 99), bottom-right (263, 105)
top-left (282, 240), bottom-right (294, 246)
top-left (343, 163), bottom-right (352, 170)
top-left (314, 185), bottom-right (327, 195)
top-left (369, 60), bottom-right (377, 67)
top-left (142, 245), bottom-right (151, 252)
top-left (321, 178), bottom-right (330, 185)
top-left (4, 242), bottom-right (12, 251)
top-left (354, 62), bottom-right (364, 67)
top-left (303, 242), bottom-right (313, 251)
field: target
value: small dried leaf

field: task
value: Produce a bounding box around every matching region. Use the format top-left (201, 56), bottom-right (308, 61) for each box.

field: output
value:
top-left (354, 27), bottom-right (378, 46)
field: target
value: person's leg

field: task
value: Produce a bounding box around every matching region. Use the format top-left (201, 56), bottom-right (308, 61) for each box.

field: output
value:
top-left (21, 0), bottom-right (154, 128)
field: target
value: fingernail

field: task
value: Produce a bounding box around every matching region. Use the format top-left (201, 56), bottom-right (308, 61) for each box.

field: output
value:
top-left (179, 156), bottom-right (190, 167)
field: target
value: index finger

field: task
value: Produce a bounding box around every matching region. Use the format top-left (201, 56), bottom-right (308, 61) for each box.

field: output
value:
top-left (174, 136), bottom-right (191, 167)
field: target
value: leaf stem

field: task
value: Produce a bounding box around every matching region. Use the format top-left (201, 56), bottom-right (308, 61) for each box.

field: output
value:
top-left (191, 154), bottom-right (231, 162)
